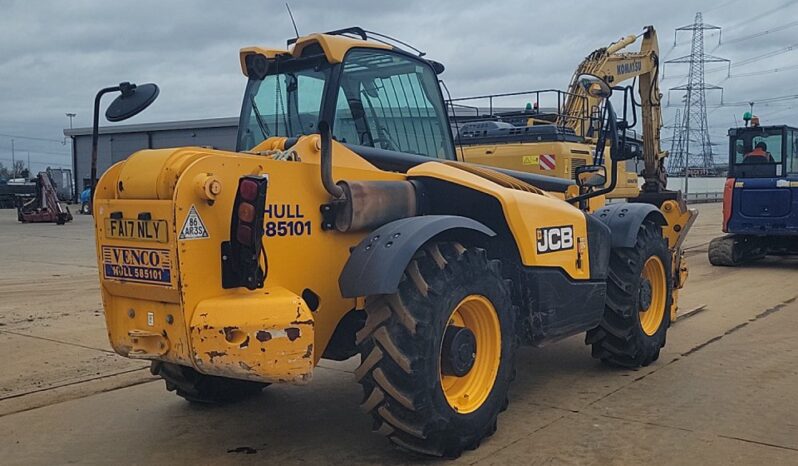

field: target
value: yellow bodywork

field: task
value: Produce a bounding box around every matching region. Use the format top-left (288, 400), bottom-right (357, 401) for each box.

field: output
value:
top-left (239, 33), bottom-right (391, 76)
top-left (458, 140), bottom-right (641, 199)
top-left (95, 133), bottom-right (593, 384)
top-left (92, 29), bottom-right (690, 389)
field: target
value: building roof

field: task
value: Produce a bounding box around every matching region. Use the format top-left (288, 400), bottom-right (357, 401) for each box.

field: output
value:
top-left (64, 116), bottom-right (239, 137)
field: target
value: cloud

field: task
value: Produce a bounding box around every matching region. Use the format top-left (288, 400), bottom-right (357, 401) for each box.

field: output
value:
top-left (1, 0), bottom-right (796, 169)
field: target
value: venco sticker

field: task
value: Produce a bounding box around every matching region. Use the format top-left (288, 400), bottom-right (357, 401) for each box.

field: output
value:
top-left (102, 246), bottom-right (172, 286)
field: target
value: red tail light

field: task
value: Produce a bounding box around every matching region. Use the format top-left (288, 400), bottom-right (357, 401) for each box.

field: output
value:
top-left (222, 175), bottom-right (268, 290)
top-left (722, 177), bottom-right (734, 233)
top-left (238, 203), bottom-right (255, 223)
top-left (239, 179), bottom-right (259, 202)
top-left (236, 224), bottom-right (254, 245)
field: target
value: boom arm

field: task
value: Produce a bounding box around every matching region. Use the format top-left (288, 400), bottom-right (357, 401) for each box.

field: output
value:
top-left (560, 26), bottom-right (666, 192)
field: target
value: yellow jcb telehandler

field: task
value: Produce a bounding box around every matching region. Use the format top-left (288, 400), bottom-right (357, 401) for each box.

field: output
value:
top-left (92, 28), bottom-right (688, 457)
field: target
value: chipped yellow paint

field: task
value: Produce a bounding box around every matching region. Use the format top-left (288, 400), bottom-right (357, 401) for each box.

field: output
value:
top-left (190, 287), bottom-right (314, 383)
top-left (94, 136), bottom-right (404, 383)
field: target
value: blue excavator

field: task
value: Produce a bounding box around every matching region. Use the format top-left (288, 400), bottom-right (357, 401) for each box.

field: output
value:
top-left (708, 115), bottom-right (798, 265)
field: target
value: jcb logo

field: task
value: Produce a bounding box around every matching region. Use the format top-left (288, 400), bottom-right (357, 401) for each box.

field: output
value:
top-left (536, 226), bottom-right (574, 254)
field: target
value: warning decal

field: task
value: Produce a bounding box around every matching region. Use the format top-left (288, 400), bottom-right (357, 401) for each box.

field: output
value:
top-left (179, 205), bottom-right (209, 240)
top-left (522, 155), bottom-right (539, 166)
top-left (539, 153), bottom-right (556, 170)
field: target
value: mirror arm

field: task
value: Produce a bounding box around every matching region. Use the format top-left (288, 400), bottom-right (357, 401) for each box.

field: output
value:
top-left (89, 85), bottom-right (123, 205)
top-left (570, 103), bottom-right (621, 204)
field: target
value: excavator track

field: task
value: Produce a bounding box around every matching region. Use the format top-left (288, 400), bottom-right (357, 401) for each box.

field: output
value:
top-left (708, 234), bottom-right (766, 267)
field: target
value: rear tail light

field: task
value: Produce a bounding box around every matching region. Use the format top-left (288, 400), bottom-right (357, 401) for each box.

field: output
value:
top-left (222, 175), bottom-right (268, 290)
top-left (722, 177), bottom-right (734, 232)
top-left (238, 203), bottom-right (255, 223)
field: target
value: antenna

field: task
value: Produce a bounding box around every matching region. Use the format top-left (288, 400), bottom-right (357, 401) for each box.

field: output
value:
top-left (286, 3), bottom-right (299, 39)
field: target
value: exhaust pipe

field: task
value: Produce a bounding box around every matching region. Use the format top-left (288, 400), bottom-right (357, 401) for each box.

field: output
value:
top-left (317, 120), bottom-right (419, 232)
top-left (318, 121), bottom-right (344, 199)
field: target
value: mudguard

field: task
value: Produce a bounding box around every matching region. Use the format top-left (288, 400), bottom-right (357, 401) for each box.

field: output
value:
top-left (593, 203), bottom-right (667, 248)
top-left (339, 215), bottom-right (495, 298)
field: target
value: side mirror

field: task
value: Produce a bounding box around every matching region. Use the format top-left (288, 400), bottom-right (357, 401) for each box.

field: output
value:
top-left (105, 83), bottom-right (159, 122)
top-left (89, 81), bottom-right (159, 210)
top-left (576, 74), bottom-right (612, 99)
top-left (575, 165), bottom-right (607, 188)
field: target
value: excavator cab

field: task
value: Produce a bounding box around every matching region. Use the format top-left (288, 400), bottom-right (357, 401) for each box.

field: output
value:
top-left (709, 125), bottom-right (798, 266)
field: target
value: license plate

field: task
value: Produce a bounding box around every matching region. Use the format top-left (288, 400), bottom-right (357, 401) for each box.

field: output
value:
top-left (105, 218), bottom-right (168, 243)
top-left (101, 246), bottom-right (172, 286)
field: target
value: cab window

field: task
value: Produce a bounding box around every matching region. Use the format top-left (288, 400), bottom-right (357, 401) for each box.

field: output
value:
top-left (334, 49), bottom-right (454, 160)
top-left (789, 129), bottom-right (798, 174)
top-left (237, 56), bottom-right (331, 150)
top-left (733, 130), bottom-right (782, 164)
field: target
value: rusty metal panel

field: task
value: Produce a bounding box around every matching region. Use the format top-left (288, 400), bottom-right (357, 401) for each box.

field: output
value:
top-left (189, 287), bottom-right (315, 384)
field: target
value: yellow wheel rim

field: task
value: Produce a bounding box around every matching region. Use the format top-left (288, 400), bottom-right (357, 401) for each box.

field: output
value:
top-left (439, 295), bottom-right (501, 414)
top-left (639, 256), bottom-right (667, 336)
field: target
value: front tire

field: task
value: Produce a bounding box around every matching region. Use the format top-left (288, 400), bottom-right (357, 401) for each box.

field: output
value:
top-left (356, 242), bottom-right (516, 458)
top-left (587, 220), bottom-right (672, 368)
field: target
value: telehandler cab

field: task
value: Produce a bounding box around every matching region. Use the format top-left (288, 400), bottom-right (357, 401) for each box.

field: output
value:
top-left (93, 28), bottom-right (679, 457)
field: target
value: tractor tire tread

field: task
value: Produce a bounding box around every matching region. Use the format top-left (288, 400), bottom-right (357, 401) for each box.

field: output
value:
top-left (586, 221), bottom-right (672, 368)
top-left (151, 361), bottom-right (266, 404)
top-left (356, 242), bottom-right (515, 458)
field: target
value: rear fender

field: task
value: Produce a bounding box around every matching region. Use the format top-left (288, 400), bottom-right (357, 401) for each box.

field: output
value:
top-left (593, 203), bottom-right (666, 248)
top-left (339, 215), bottom-right (495, 298)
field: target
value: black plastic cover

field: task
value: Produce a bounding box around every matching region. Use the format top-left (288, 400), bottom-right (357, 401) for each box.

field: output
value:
top-left (593, 202), bottom-right (666, 249)
top-left (339, 215), bottom-right (495, 298)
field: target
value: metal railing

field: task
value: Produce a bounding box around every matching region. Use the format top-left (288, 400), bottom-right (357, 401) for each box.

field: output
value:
top-left (446, 89), bottom-right (593, 136)
top-left (685, 191), bottom-right (723, 204)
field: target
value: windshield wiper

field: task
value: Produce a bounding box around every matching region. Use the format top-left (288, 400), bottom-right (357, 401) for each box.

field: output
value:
top-left (249, 95), bottom-right (271, 139)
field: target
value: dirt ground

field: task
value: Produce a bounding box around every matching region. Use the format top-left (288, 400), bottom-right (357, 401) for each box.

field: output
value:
top-left (1, 203), bottom-right (797, 465)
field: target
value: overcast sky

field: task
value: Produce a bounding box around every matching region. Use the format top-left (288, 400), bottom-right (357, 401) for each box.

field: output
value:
top-left (1, 0), bottom-right (797, 171)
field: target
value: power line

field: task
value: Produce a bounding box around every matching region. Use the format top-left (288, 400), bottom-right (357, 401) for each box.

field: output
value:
top-left (703, 0), bottom-right (742, 12)
top-left (0, 133), bottom-right (65, 144)
top-left (723, 62), bottom-right (798, 79)
top-left (719, 19), bottom-right (798, 46)
top-left (0, 158), bottom-right (69, 169)
top-left (664, 43), bottom-right (798, 80)
top-left (723, 0), bottom-right (798, 32)
top-left (667, 95), bottom-right (798, 109)
top-left (0, 148), bottom-right (71, 157)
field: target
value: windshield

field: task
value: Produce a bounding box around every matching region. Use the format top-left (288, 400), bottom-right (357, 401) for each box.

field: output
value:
top-left (732, 129), bottom-right (783, 164)
top-left (731, 128), bottom-right (785, 178)
top-left (237, 48), bottom-right (454, 160)
top-left (238, 56), bottom-right (331, 150)
top-left (333, 49), bottom-right (453, 158)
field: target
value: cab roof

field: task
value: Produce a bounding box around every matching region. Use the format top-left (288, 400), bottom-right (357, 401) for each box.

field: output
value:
top-left (239, 30), bottom-right (392, 77)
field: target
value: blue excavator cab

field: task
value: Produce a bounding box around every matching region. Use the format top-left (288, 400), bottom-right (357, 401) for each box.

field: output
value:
top-left (709, 124), bottom-right (798, 265)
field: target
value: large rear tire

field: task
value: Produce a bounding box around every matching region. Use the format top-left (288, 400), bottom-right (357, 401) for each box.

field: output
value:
top-left (151, 361), bottom-right (268, 404)
top-left (587, 220), bottom-right (672, 368)
top-left (356, 242), bottom-right (516, 458)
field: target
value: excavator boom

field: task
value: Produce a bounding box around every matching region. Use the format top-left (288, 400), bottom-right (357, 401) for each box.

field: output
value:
top-left (560, 26), bottom-right (666, 192)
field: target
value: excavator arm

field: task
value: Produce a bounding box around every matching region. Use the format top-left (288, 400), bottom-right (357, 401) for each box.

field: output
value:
top-left (560, 26), bottom-right (666, 193)
top-left (560, 26), bottom-right (697, 321)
